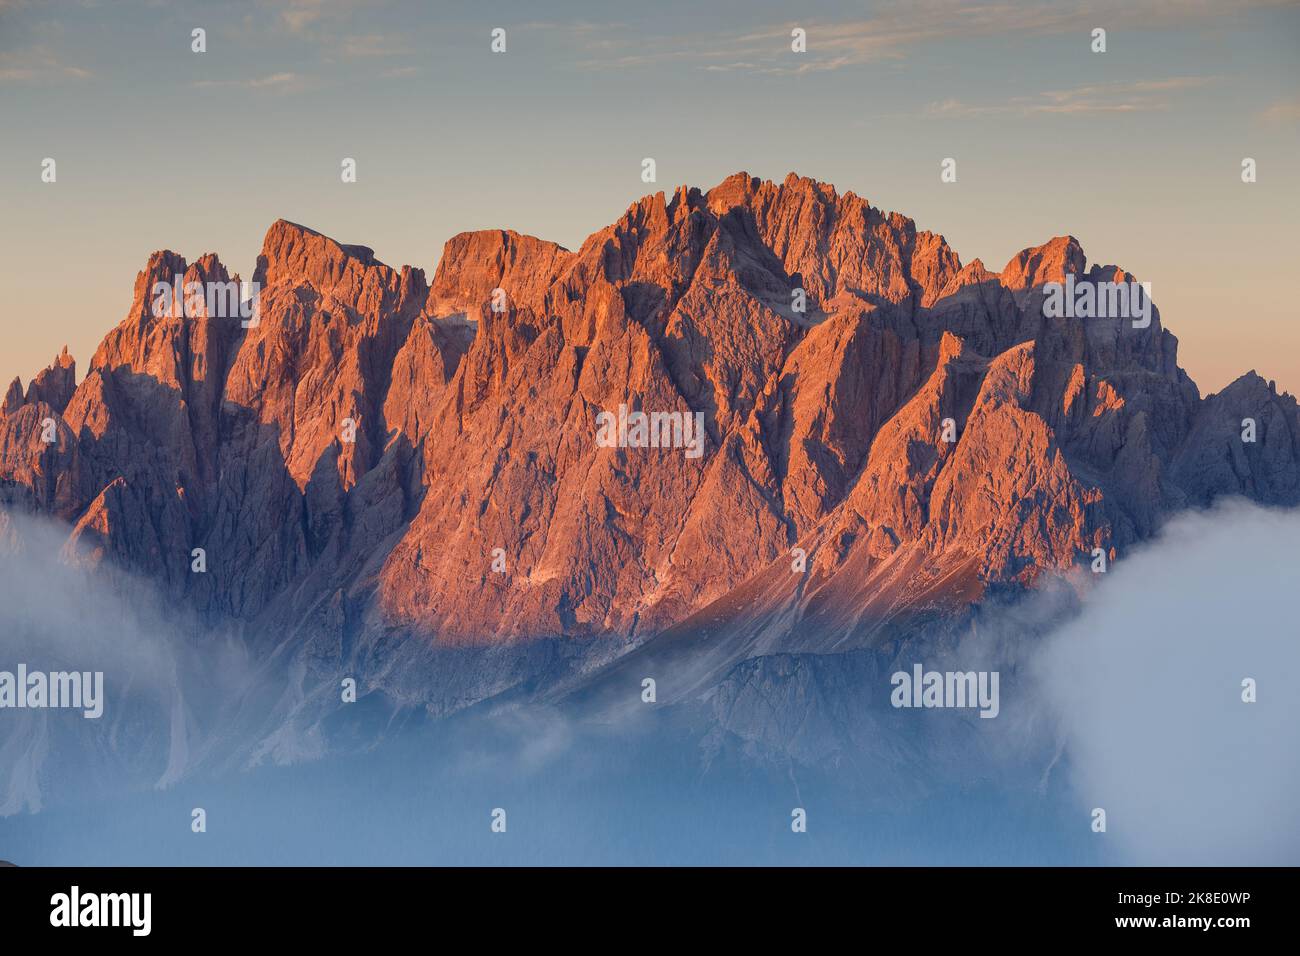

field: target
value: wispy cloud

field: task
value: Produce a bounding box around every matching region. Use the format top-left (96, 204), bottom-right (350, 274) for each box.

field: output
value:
top-left (923, 76), bottom-right (1218, 117)
top-left (0, 44), bottom-right (92, 83)
top-left (338, 33), bottom-right (413, 57)
top-left (193, 71), bottom-right (309, 93)
top-left (245, 1), bottom-right (415, 73)
top-left (529, 0), bottom-right (1293, 75)
top-left (276, 0), bottom-right (334, 35)
top-left (1257, 95), bottom-right (1300, 125)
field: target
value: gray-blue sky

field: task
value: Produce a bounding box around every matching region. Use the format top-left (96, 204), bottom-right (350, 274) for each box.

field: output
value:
top-left (2, 0), bottom-right (1298, 392)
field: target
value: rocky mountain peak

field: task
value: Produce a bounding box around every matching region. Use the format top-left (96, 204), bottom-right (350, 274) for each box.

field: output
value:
top-left (21, 347), bottom-right (77, 414)
top-left (1000, 235), bottom-right (1086, 291)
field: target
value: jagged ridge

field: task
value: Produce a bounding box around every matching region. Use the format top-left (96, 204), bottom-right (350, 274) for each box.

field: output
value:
top-left (2, 172), bottom-right (1297, 664)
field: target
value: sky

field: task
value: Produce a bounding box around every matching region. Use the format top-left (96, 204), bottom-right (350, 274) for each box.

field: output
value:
top-left (2, 0), bottom-right (1298, 394)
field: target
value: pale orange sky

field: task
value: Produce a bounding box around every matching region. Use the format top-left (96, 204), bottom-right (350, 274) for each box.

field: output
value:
top-left (2, 0), bottom-right (1298, 396)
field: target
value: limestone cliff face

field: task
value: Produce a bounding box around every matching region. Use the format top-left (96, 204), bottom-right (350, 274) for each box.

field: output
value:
top-left (2, 173), bottom-right (1297, 655)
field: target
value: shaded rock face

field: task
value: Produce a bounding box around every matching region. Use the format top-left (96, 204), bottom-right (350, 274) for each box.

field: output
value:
top-left (21, 347), bottom-right (77, 414)
top-left (2, 173), bottom-right (1297, 657)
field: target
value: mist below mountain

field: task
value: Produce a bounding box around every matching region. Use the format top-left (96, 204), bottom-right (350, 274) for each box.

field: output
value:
top-left (2, 499), bottom-right (1295, 865)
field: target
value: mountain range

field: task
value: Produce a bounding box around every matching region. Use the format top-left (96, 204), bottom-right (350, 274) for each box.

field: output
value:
top-left (2, 171), bottom-right (1297, 737)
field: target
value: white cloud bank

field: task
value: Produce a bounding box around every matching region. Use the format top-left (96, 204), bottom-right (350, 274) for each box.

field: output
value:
top-left (1034, 499), bottom-right (1300, 865)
